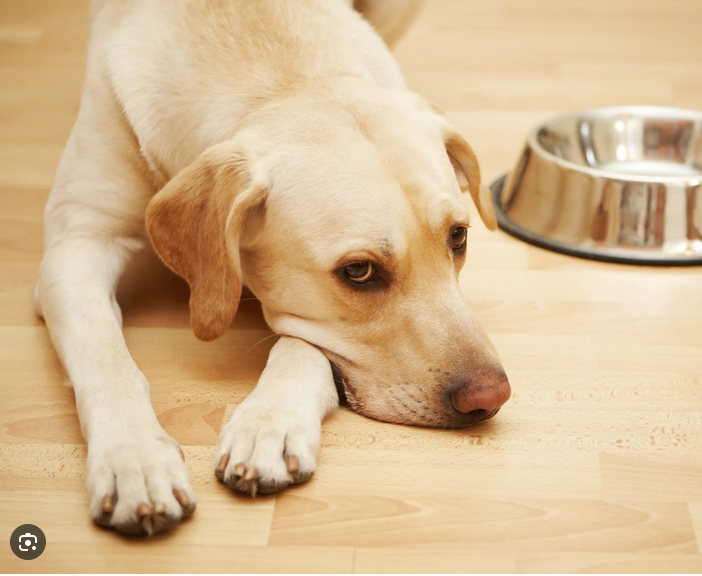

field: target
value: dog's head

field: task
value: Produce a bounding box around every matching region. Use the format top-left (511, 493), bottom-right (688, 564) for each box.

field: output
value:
top-left (146, 86), bottom-right (510, 428)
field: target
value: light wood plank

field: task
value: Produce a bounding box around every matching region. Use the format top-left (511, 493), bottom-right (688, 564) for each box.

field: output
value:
top-left (354, 549), bottom-right (516, 573)
top-left (516, 553), bottom-right (702, 574)
top-left (270, 492), bottom-right (697, 553)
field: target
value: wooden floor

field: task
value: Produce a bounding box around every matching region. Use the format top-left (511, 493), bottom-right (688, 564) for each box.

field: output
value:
top-left (1, 0), bottom-right (702, 573)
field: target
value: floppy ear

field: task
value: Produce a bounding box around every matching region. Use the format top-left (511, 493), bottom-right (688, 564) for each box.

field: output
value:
top-left (146, 140), bottom-right (267, 342)
top-left (440, 124), bottom-right (497, 231)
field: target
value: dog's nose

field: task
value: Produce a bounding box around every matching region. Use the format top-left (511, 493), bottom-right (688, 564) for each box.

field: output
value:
top-left (451, 369), bottom-right (511, 422)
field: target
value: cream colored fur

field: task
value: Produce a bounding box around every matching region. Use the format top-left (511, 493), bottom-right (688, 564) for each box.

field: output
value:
top-left (36, 0), bottom-right (504, 536)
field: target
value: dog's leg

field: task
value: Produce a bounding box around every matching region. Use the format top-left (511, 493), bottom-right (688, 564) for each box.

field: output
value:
top-left (215, 336), bottom-right (338, 495)
top-left (39, 237), bottom-right (196, 534)
top-left (37, 90), bottom-right (195, 535)
top-left (354, 0), bottom-right (423, 47)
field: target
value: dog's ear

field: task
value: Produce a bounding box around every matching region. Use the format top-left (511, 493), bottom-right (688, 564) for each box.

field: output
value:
top-left (146, 140), bottom-right (267, 342)
top-left (440, 123), bottom-right (497, 231)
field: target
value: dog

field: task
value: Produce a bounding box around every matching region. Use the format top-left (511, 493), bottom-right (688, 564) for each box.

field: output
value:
top-left (35, 0), bottom-right (511, 536)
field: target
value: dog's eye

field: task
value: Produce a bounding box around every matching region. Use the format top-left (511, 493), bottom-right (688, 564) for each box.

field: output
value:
top-left (451, 226), bottom-right (467, 251)
top-left (344, 262), bottom-right (376, 284)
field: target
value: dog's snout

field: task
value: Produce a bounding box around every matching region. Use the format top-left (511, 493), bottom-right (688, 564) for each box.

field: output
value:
top-left (450, 369), bottom-right (511, 421)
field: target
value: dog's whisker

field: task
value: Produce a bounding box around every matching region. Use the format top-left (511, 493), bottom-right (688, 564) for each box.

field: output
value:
top-left (247, 332), bottom-right (279, 353)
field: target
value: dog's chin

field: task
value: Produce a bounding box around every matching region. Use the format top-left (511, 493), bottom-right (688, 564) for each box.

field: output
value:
top-left (329, 362), bottom-right (497, 429)
top-left (351, 404), bottom-right (496, 430)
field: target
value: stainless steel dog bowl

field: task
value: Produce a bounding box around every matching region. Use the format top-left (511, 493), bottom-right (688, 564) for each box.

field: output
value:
top-left (491, 106), bottom-right (702, 265)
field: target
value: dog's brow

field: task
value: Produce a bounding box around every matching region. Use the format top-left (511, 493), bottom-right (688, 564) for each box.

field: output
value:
top-left (440, 201), bottom-right (470, 231)
top-left (330, 240), bottom-right (397, 269)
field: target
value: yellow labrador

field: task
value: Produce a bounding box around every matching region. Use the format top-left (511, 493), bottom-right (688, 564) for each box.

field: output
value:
top-left (36, 0), bottom-right (510, 536)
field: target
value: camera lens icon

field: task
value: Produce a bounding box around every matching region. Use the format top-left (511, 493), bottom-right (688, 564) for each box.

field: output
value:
top-left (19, 533), bottom-right (38, 551)
top-left (10, 524), bottom-right (45, 560)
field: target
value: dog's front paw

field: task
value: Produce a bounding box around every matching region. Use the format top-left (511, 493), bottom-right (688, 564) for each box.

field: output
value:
top-left (87, 427), bottom-right (196, 536)
top-left (215, 402), bottom-right (320, 496)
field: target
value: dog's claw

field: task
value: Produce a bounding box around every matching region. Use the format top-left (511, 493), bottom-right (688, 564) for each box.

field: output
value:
top-left (243, 467), bottom-right (259, 481)
top-left (100, 495), bottom-right (114, 513)
top-left (286, 455), bottom-right (300, 473)
top-left (141, 514), bottom-right (154, 536)
top-left (215, 454), bottom-right (230, 482)
top-left (216, 454), bottom-right (313, 497)
top-left (173, 488), bottom-right (190, 509)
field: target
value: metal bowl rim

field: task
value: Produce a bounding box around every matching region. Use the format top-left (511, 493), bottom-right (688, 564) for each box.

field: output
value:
top-left (526, 105), bottom-right (702, 184)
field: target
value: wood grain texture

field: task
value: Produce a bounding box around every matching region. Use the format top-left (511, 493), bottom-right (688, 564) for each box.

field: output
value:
top-left (1, 0), bottom-right (701, 573)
